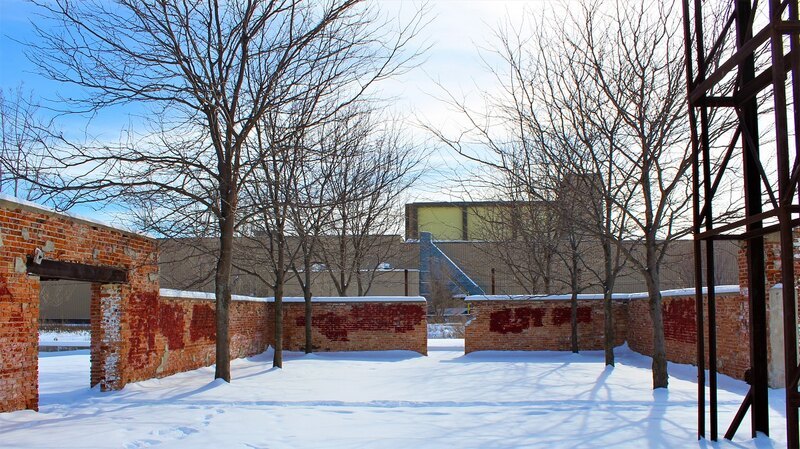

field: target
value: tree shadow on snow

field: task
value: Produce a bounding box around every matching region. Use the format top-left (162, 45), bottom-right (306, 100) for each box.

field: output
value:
top-left (442, 349), bottom-right (607, 364)
top-left (293, 350), bottom-right (424, 363)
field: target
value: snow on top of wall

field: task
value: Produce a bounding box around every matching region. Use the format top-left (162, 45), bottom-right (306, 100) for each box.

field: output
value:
top-left (159, 288), bottom-right (426, 303)
top-left (657, 285), bottom-right (741, 298)
top-left (465, 285), bottom-right (742, 302)
top-left (0, 193), bottom-right (145, 239)
top-left (159, 289), bottom-right (267, 303)
top-left (466, 293), bottom-right (614, 302)
top-left (275, 296), bottom-right (427, 303)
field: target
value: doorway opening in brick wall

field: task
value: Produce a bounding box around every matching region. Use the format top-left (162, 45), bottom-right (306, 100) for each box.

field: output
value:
top-left (27, 258), bottom-right (129, 392)
top-left (38, 280), bottom-right (91, 353)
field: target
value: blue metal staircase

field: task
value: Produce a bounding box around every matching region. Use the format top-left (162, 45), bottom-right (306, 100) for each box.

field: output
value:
top-left (419, 232), bottom-right (484, 297)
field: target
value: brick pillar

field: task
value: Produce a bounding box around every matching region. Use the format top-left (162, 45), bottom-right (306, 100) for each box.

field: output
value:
top-left (740, 232), bottom-right (800, 386)
top-left (90, 283), bottom-right (128, 391)
top-left (0, 273), bottom-right (39, 412)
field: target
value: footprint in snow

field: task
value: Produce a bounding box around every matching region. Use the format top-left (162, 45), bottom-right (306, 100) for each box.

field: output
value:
top-left (153, 426), bottom-right (199, 439)
top-left (124, 439), bottom-right (160, 449)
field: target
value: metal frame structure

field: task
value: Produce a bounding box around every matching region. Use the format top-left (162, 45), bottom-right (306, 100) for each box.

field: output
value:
top-left (682, 0), bottom-right (799, 447)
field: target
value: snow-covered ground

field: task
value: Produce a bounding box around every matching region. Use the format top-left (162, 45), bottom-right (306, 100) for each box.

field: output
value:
top-left (0, 340), bottom-right (788, 448)
top-left (427, 323), bottom-right (464, 338)
top-left (38, 329), bottom-right (90, 347)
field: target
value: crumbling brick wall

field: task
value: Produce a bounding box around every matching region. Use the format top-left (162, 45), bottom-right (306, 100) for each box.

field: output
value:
top-left (626, 291), bottom-right (749, 380)
top-left (1, 195), bottom-right (428, 414)
top-left (126, 294), bottom-right (428, 381)
top-left (119, 293), bottom-right (272, 383)
top-left (0, 197), bottom-right (158, 412)
top-left (464, 298), bottom-right (628, 353)
top-left (464, 290), bottom-right (751, 381)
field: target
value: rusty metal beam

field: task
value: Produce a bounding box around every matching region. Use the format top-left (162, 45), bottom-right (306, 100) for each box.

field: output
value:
top-left (26, 257), bottom-right (127, 284)
top-left (734, 49), bottom-right (796, 107)
top-left (725, 387), bottom-right (753, 440)
top-left (683, 0), bottom-right (800, 444)
top-left (683, 0), bottom-right (706, 438)
top-left (689, 24), bottom-right (771, 104)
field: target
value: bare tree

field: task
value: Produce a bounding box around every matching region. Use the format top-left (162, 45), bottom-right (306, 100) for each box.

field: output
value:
top-left (517, 16), bottom-right (633, 365)
top-left (239, 108), bottom-right (306, 369)
top-left (318, 111), bottom-right (421, 296)
top-left (287, 132), bottom-right (337, 355)
top-left (565, 0), bottom-right (688, 388)
top-left (0, 86), bottom-right (51, 202)
top-left (286, 111), bottom-right (363, 353)
top-left (427, 0), bottom-right (722, 384)
top-left (21, 0), bottom-right (425, 381)
top-left (561, 0), bottom-right (736, 386)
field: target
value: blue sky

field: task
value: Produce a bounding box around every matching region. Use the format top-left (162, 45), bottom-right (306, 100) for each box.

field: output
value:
top-left (0, 0), bottom-right (543, 221)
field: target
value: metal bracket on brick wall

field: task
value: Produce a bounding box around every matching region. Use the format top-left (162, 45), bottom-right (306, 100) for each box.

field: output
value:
top-left (419, 232), bottom-right (484, 297)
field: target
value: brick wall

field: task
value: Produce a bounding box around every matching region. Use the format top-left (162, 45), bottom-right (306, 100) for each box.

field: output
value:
top-left (158, 292), bottom-right (427, 355)
top-left (128, 294), bottom-right (427, 380)
top-left (464, 298), bottom-right (628, 353)
top-left (119, 294), bottom-right (272, 384)
top-left (465, 290), bottom-right (752, 380)
top-left (626, 292), bottom-right (750, 380)
top-left (281, 300), bottom-right (427, 354)
top-left (0, 197), bottom-right (158, 412)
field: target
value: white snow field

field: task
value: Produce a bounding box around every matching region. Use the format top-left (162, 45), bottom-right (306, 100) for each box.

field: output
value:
top-left (38, 329), bottom-right (90, 348)
top-left (0, 340), bottom-right (788, 449)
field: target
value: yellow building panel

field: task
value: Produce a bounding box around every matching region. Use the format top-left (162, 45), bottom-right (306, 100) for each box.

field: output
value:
top-left (417, 206), bottom-right (463, 240)
top-left (467, 206), bottom-right (499, 240)
top-left (466, 206), bottom-right (508, 240)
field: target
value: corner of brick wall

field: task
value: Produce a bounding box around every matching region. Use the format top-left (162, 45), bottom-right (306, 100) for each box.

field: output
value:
top-left (626, 293), bottom-right (750, 380)
top-left (0, 272), bottom-right (39, 412)
top-left (119, 297), bottom-right (427, 385)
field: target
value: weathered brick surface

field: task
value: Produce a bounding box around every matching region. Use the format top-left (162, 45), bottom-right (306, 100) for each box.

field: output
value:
top-left (119, 296), bottom-right (271, 383)
top-left (465, 299), bottom-right (628, 353)
top-left (464, 232), bottom-right (800, 383)
top-left (739, 234), bottom-right (800, 383)
top-left (281, 301), bottom-right (427, 354)
top-left (1, 198), bottom-right (158, 412)
top-left (626, 293), bottom-right (750, 380)
top-left (131, 296), bottom-right (428, 380)
top-left (0, 272), bottom-right (39, 412)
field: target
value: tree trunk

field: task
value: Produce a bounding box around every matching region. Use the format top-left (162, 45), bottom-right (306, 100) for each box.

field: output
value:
top-left (357, 274), bottom-right (364, 296)
top-left (338, 219), bottom-right (348, 295)
top-left (645, 266), bottom-right (667, 388)
top-left (214, 193), bottom-right (235, 382)
top-left (304, 256), bottom-right (313, 354)
top-left (570, 248), bottom-right (579, 353)
top-left (570, 290), bottom-right (579, 353)
top-left (273, 239), bottom-right (285, 368)
top-left (274, 282), bottom-right (284, 368)
top-left (602, 239), bottom-right (615, 366)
